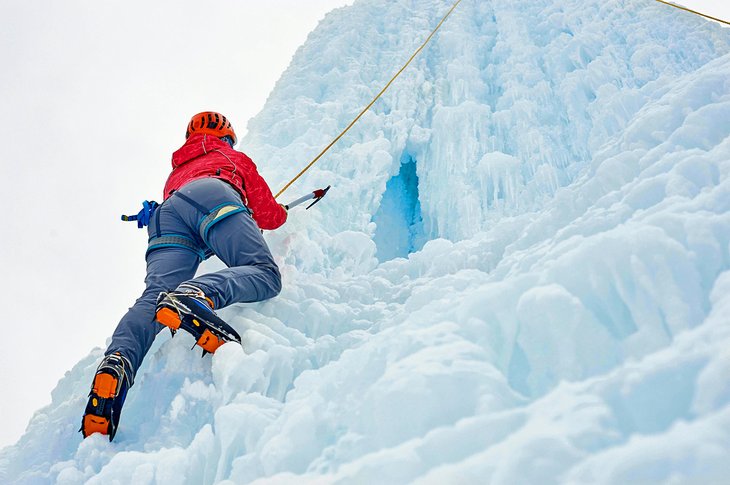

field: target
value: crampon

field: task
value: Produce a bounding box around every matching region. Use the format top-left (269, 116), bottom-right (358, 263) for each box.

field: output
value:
top-left (81, 353), bottom-right (130, 441)
top-left (155, 284), bottom-right (241, 356)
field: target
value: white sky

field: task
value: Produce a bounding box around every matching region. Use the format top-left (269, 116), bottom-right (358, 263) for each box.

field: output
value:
top-left (670, 0), bottom-right (730, 24)
top-left (0, 0), bottom-right (727, 450)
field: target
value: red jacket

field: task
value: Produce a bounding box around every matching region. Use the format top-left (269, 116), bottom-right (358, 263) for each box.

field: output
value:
top-left (163, 134), bottom-right (287, 230)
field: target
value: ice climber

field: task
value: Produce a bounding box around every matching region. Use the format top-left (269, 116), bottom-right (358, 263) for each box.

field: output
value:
top-left (81, 112), bottom-right (288, 440)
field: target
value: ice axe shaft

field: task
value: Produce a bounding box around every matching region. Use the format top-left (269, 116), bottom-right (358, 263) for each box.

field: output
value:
top-left (284, 186), bottom-right (331, 210)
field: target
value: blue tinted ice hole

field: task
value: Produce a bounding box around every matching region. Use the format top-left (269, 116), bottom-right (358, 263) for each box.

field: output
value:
top-left (372, 153), bottom-right (426, 262)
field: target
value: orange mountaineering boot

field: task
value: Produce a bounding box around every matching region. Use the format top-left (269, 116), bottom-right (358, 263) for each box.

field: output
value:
top-left (155, 284), bottom-right (241, 356)
top-left (81, 353), bottom-right (131, 441)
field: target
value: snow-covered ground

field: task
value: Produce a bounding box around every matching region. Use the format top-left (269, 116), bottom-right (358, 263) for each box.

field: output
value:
top-left (2, 0), bottom-right (730, 483)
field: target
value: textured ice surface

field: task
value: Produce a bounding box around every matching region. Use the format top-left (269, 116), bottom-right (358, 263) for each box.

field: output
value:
top-left (3, 0), bottom-right (730, 483)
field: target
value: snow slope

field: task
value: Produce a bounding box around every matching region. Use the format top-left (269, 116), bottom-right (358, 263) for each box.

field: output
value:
top-left (3, 0), bottom-right (730, 483)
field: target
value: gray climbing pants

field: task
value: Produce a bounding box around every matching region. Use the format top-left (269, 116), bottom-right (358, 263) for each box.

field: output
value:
top-left (106, 177), bottom-right (281, 378)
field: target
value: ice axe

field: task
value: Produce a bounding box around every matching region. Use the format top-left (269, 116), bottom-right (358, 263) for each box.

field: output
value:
top-left (284, 186), bottom-right (331, 211)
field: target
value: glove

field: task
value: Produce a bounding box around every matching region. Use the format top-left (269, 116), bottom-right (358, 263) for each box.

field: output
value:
top-left (279, 203), bottom-right (289, 223)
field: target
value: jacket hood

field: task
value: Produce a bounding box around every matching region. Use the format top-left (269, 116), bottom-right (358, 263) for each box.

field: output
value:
top-left (171, 134), bottom-right (231, 168)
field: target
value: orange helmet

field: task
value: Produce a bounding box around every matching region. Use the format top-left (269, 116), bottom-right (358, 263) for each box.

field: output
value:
top-left (186, 111), bottom-right (237, 145)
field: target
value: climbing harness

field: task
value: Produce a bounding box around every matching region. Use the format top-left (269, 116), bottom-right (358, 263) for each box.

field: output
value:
top-left (654, 0), bottom-right (729, 26)
top-left (274, 0), bottom-right (463, 199)
top-left (122, 195), bottom-right (251, 260)
top-left (145, 191), bottom-right (251, 261)
top-left (122, 183), bottom-right (328, 249)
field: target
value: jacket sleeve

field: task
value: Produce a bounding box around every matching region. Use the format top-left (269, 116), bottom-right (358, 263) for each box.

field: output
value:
top-left (238, 154), bottom-right (287, 230)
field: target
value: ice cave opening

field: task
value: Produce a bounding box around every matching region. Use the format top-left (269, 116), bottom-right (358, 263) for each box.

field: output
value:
top-left (372, 153), bottom-right (427, 262)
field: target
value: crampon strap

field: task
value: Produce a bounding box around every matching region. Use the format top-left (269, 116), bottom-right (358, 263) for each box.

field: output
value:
top-left (121, 200), bottom-right (159, 228)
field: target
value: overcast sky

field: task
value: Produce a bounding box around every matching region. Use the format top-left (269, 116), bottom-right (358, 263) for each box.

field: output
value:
top-left (0, 0), bottom-right (727, 450)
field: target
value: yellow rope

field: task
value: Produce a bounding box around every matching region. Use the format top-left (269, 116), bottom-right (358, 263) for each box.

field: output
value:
top-left (275, 0), bottom-right (463, 199)
top-left (654, 0), bottom-right (730, 26)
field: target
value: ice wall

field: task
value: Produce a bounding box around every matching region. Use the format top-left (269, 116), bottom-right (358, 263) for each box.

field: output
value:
top-left (2, 0), bottom-right (730, 483)
top-left (247, 0), bottom-right (730, 245)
